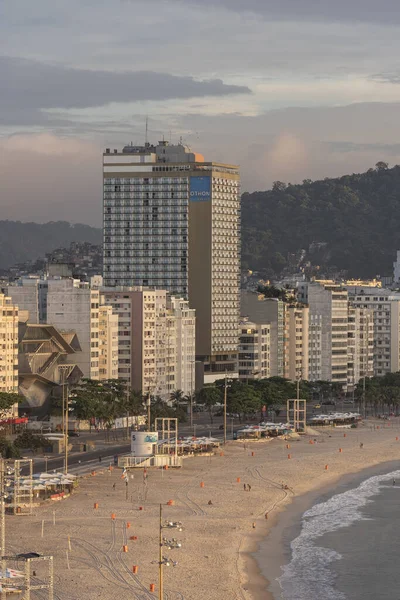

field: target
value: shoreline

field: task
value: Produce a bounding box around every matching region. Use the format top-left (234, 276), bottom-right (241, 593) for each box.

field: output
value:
top-left (247, 457), bottom-right (400, 600)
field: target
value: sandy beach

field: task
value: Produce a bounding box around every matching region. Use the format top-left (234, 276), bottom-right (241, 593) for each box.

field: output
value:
top-left (7, 421), bottom-right (400, 600)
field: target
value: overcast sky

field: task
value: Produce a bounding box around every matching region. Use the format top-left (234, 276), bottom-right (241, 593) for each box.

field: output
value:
top-left (2, 0), bottom-right (400, 225)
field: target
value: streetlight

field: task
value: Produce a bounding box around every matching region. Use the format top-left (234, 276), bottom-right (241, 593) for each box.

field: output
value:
top-left (158, 504), bottom-right (181, 600)
top-left (224, 373), bottom-right (227, 446)
top-left (59, 366), bottom-right (70, 475)
top-left (189, 359), bottom-right (195, 431)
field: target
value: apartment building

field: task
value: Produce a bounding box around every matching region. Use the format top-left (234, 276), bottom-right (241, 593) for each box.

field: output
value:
top-left (103, 141), bottom-right (240, 381)
top-left (284, 305), bottom-right (309, 382)
top-left (0, 294), bottom-right (19, 415)
top-left (98, 304), bottom-right (119, 380)
top-left (347, 306), bottom-right (374, 389)
top-left (166, 297), bottom-right (196, 396)
top-left (238, 319), bottom-right (270, 381)
top-left (46, 279), bottom-right (100, 379)
top-left (308, 314), bottom-right (323, 381)
top-left (347, 287), bottom-right (400, 376)
top-left (7, 277), bottom-right (119, 380)
top-left (102, 287), bottom-right (195, 399)
top-left (241, 292), bottom-right (284, 377)
top-left (299, 283), bottom-right (349, 387)
top-left (6, 276), bottom-right (48, 323)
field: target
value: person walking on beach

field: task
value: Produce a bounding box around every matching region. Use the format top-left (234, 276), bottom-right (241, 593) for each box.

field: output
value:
top-left (248, 484), bottom-right (251, 492)
top-left (244, 483), bottom-right (246, 491)
top-left (393, 479), bottom-right (396, 486)
top-left (112, 483), bottom-right (116, 491)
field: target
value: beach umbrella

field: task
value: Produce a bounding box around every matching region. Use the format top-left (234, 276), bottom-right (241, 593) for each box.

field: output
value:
top-left (0, 569), bottom-right (24, 579)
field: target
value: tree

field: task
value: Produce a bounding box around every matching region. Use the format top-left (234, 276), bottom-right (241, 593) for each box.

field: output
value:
top-left (70, 378), bottom-right (128, 432)
top-left (375, 161), bottom-right (389, 171)
top-left (195, 387), bottom-right (222, 424)
top-left (14, 431), bottom-right (49, 453)
top-left (170, 390), bottom-right (184, 406)
top-left (0, 437), bottom-right (20, 458)
top-left (126, 389), bottom-right (145, 416)
top-left (242, 164), bottom-right (400, 279)
top-left (0, 392), bottom-right (22, 419)
top-left (226, 381), bottom-right (261, 422)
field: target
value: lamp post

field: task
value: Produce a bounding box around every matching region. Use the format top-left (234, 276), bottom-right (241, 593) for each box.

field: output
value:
top-left (223, 373), bottom-right (227, 446)
top-left (146, 390), bottom-right (151, 431)
top-left (159, 504), bottom-right (163, 600)
top-left (189, 359), bottom-right (195, 431)
top-left (59, 366), bottom-right (70, 475)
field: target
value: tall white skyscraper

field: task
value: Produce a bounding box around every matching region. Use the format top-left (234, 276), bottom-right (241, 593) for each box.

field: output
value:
top-left (103, 141), bottom-right (240, 382)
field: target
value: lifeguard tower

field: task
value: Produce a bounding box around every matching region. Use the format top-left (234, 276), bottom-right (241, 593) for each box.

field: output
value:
top-left (119, 418), bottom-right (182, 468)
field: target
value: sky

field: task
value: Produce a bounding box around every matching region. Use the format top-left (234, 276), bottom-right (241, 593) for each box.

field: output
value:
top-left (2, 0), bottom-right (400, 225)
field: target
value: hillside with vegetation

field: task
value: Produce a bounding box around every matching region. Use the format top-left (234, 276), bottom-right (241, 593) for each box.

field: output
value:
top-left (0, 221), bottom-right (102, 270)
top-left (241, 162), bottom-right (400, 280)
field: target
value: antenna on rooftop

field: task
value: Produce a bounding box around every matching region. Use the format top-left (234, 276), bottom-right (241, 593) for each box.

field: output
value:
top-left (145, 116), bottom-right (149, 145)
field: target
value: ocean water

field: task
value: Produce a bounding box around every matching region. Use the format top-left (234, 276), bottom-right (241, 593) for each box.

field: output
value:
top-left (278, 468), bottom-right (400, 600)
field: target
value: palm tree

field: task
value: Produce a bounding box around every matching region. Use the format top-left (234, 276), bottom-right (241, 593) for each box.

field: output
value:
top-left (170, 389), bottom-right (184, 406)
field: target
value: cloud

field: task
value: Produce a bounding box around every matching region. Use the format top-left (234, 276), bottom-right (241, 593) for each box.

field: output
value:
top-left (179, 0), bottom-right (400, 24)
top-left (0, 55), bottom-right (251, 125)
top-left (3, 103), bottom-right (400, 226)
top-left (370, 72), bottom-right (400, 84)
top-left (0, 134), bottom-right (102, 224)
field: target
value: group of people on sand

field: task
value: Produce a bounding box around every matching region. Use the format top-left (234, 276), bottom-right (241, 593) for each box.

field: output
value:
top-left (243, 483), bottom-right (252, 492)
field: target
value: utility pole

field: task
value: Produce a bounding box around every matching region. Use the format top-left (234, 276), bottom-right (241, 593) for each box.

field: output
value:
top-left (159, 503), bottom-right (163, 600)
top-left (223, 373), bottom-right (227, 445)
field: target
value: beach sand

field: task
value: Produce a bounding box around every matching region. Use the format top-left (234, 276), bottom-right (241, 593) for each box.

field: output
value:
top-left (7, 421), bottom-right (400, 600)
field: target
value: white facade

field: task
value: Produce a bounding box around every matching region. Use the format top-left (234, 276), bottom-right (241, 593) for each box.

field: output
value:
top-left (347, 306), bottom-right (374, 389)
top-left (238, 319), bottom-right (270, 380)
top-left (309, 314), bottom-right (322, 381)
top-left (348, 287), bottom-right (400, 376)
top-left (301, 283), bottom-right (349, 387)
top-left (102, 287), bottom-right (195, 399)
top-left (0, 294), bottom-right (19, 414)
top-left (166, 297), bottom-right (196, 396)
top-left (46, 279), bottom-right (100, 379)
top-left (284, 305), bottom-right (309, 382)
top-left (98, 304), bottom-right (119, 380)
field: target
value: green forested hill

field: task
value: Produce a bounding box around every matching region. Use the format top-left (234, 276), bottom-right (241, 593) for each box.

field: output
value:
top-left (241, 163), bottom-right (400, 279)
top-left (0, 221), bottom-right (102, 269)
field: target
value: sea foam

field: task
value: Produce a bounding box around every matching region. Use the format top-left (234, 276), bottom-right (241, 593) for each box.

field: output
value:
top-left (277, 469), bottom-right (400, 600)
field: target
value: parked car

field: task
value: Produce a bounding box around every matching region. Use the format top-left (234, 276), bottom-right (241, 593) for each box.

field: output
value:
top-left (68, 431), bottom-right (80, 437)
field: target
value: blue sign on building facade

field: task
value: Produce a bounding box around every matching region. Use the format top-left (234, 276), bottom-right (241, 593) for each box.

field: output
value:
top-left (190, 176), bottom-right (211, 201)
